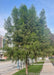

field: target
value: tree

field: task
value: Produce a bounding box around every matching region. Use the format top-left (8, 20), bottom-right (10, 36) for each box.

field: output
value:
top-left (4, 5), bottom-right (53, 75)
top-left (4, 16), bottom-right (12, 45)
top-left (30, 41), bottom-right (41, 63)
top-left (38, 9), bottom-right (52, 57)
top-left (12, 5), bottom-right (30, 75)
top-left (11, 6), bottom-right (19, 30)
top-left (11, 5), bottom-right (39, 75)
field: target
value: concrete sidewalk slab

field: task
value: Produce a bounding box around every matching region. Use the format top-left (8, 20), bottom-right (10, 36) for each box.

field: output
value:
top-left (40, 59), bottom-right (54, 75)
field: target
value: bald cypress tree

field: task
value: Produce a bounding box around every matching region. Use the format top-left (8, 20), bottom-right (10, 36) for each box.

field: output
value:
top-left (4, 5), bottom-right (52, 75)
top-left (39, 9), bottom-right (52, 57)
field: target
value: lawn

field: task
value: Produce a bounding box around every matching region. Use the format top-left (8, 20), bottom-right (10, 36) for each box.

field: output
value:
top-left (36, 62), bottom-right (44, 64)
top-left (49, 58), bottom-right (54, 65)
top-left (13, 62), bottom-right (43, 75)
top-left (50, 59), bottom-right (54, 62)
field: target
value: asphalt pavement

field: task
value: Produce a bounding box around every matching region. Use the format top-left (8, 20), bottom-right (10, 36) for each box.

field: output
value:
top-left (0, 61), bottom-right (18, 75)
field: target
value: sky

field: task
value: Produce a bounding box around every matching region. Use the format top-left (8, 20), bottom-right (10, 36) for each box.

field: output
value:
top-left (0, 0), bottom-right (54, 36)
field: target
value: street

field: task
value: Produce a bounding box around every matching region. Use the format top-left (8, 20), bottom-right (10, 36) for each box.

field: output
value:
top-left (0, 61), bottom-right (17, 75)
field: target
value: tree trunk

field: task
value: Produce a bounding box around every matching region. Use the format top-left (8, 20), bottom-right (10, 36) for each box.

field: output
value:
top-left (35, 56), bottom-right (37, 63)
top-left (26, 58), bottom-right (28, 75)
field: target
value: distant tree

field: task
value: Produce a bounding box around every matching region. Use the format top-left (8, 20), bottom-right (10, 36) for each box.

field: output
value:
top-left (4, 16), bottom-right (12, 45)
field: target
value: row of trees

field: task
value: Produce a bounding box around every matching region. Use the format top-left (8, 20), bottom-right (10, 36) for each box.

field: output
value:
top-left (4, 5), bottom-right (54, 75)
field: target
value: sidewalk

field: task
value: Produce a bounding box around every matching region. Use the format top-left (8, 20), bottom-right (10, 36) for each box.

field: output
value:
top-left (4, 69), bottom-right (18, 75)
top-left (40, 59), bottom-right (54, 75)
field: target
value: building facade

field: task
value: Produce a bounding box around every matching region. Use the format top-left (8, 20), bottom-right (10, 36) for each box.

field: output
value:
top-left (0, 35), bottom-right (6, 60)
top-left (0, 35), bottom-right (3, 48)
top-left (0, 35), bottom-right (6, 48)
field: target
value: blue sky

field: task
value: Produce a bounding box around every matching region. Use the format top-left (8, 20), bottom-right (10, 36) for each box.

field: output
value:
top-left (0, 0), bottom-right (54, 36)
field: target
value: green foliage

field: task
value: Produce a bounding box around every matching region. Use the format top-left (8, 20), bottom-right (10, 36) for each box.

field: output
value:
top-left (4, 16), bottom-right (12, 33)
top-left (12, 6), bottom-right (19, 30)
top-left (4, 47), bottom-right (13, 59)
top-left (4, 4), bottom-right (53, 61)
top-left (4, 4), bottom-right (53, 75)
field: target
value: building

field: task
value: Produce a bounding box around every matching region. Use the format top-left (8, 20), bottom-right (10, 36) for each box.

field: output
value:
top-left (0, 50), bottom-right (6, 60)
top-left (0, 35), bottom-right (6, 60)
top-left (0, 35), bottom-right (3, 48)
top-left (0, 35), bottom-right (6, 48)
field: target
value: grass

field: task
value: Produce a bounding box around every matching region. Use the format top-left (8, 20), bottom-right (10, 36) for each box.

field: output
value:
top-left (13, 62), bottom-right (43, 75)
top-left (28, 65), bottom-right (43, 73)
top-left (49, 58), bottom-right (54, 65)
top-left (49, 58), bottom-right (54, 63)
top-left (36, 62), bottom-right (44, 64)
